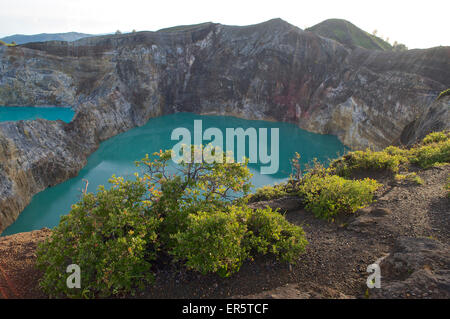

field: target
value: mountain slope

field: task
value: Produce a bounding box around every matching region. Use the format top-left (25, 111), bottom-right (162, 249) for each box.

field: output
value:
top-left (0, 32), bottom-right (93, 45)
top-left (307, 19), bottom-right (392, 50)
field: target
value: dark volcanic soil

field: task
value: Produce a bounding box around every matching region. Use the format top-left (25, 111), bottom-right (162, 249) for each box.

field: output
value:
top-left (0, 165), bottom-right (448, 299)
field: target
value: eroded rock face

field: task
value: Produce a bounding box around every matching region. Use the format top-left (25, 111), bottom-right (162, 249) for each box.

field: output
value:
top-left (0, 19), bottom-right (449, 233)
top-left (400, 96), bottom-right (450, 145)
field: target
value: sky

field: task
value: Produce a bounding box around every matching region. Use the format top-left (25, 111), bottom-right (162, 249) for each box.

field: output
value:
top-left (1, 0), bottom-right (448, 49)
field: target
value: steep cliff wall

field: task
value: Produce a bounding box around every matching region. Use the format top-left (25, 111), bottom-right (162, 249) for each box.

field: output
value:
top-left (0, 19), bottom-right (449, 233)
top-left (400, 95), bottom-right (450, 145)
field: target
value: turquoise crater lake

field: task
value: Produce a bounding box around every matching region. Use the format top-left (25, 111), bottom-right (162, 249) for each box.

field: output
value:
top-left (0, 106), bottom-right (74, 123)
top-left (2, 113), bottom-right (347, 236)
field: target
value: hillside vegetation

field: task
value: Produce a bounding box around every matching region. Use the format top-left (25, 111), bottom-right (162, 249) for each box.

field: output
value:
top-left (307, 19), bottom-right (393, 51)
top-left (250, 130), bottom-right (449, 209)
top-left (157, 22), bottom-right (214, 33)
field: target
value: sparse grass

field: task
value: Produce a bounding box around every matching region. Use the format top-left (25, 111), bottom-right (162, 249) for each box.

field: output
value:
top-left (437, 88), bottom-right (450, 100)
top-left (158, 22), bottom-right (212, 33)
top-left (445, 176), bottom-right (450, 198)
top-left (395, 172), bottom-right (424, 185)
top-left (306, 19), bottom-right (392, 51)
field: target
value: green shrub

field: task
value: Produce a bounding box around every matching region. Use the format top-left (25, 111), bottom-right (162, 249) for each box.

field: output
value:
top-left (246, 158), bottom-right (330, 203)
top-left (341, 149), bottom-right (406, 174)
top-left (244, 206), bottom-right (307, 263)
top-left (298, 174), bottom-right (380, 219)
top-left (303, 157), bottom-right (330, 177)
top-left (383, 145), bottom-right (410, 157)
top-left (295, 130), bottom-right (449, 220)
top-left (137, 146), bottom-right (253, 248)
top-left (246, 184), bottom-right (289, 202)
top-left (170, 205), bottom-right (307, 277)
top-left (170, 209), bottom-right (249, 277)
top-left (330, 148), bottom-right (408, 177)
top-left (36, 176), bottom-right (160, 298)
top-left (410, 139), bottom-right (450, 168)
top-left (422, 131), bottom-right (449, 144)
top-left (330, 131), bottom-right (450, 175)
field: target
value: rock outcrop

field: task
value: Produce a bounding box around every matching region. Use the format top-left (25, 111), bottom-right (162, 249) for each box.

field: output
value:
top-left (400, 95), bottom-right (450, 145)
top-left (372, 237), bottom-right (450, 299)
top-left (0, 19), bottom-right (449, 233)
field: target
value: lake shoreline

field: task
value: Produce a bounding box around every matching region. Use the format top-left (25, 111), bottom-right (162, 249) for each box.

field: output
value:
top-left (0, 105), bottom-right (74, 123)
top-left (2, 112), bottom-right (346, 236)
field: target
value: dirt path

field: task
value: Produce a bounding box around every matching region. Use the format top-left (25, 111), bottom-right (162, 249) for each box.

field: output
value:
top-left (0, 166), bottom-right (448, 299)
top-left (0, 229), bottom-right (50, 298)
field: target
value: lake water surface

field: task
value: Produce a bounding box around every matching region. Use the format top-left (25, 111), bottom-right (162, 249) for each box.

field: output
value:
top-left (2, 112), bottom-right (347, 235)
top-left (0, 106), bottom-right (74, 122)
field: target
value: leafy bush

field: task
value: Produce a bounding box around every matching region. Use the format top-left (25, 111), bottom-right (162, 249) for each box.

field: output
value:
top-left (171, 208), bottom-right (249, 277)
top-left (298, 174), bottom-right (380, 219)
top-left (422, 131), bottom-right (449, 144)
top-left (253, 131), bottom-right (449, 222)
top-left (329, 133), bottom-right (448, 176)
top-left (137, 147), bottom-right (253, 248)
top-left (247, 157), bottom-right (329, 203)
top-left (383, 145), bottom-right (410, 157)
top-left (36, 176), bottom-right (160, 298)
top-left (332, 149), bottom-right (407, 176)
top-left (246, 184), bottom-right (289, 202)
top-left (244, 206), bottom-right (307, 263)
top-left (37, 146), bottom-right (307, 297)
top-left (410, 139), bottom-right (450, 168)
top-left (171, 205), bottom-right (307, 277)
